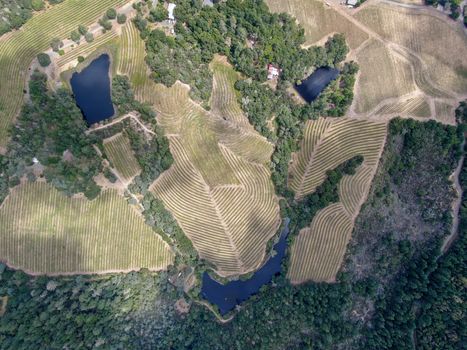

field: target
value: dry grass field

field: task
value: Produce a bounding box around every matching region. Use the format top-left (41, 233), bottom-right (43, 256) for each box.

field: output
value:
top-left (287, 118), bottom-right (387, 283)
top-left (355, 4), bottom-right (467, 95)
top-left (354, 39), bottom-right (416, 114)
top-left (103, 132), bottom-right (141, 183)
top-left (266, 0), bottom-right (368, 49)
top-left (0, 182), bottom-right (173, 275)
top-left (148, 65), bottom-right (279, 277)
top-left (0, 0), bottom-right (127, 148)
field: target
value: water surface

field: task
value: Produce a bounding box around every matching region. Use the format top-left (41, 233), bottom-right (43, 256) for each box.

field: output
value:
top-left (201, 219), bottom-right (290, 315)
top-left (295, 67), bottom-right (339, 103)
top-left (70, 54), bottom-right (114, 124)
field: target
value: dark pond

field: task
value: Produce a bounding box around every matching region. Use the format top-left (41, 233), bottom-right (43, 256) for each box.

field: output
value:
top-left (295, 67), bottom-right (339, 103)
top-left (201, 218), bottom-right (290, 315)
top-left (70, 54), bottom-right (114, 125)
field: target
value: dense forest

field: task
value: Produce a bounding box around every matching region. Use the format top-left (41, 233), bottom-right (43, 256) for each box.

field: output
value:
top-left (0, 0), bottom-right (63, 35)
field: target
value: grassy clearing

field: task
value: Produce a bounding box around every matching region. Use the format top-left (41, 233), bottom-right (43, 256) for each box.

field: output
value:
top-left (356, 4), bottom-right (467, 95)
top-left (0, 0), bottom-right (127, 147)
top-left (103, 132), bottom-right (141, 182)
top-left (287, 118), bottom-right (387, 283)
top-left (266, 0), bottom-right (368, 49)
top-left (355, 39), bottom-right (416, 114)
top-left (0, 182), bottom-right (173, 274)
top-left (150, 82), bottom-right (280, 276)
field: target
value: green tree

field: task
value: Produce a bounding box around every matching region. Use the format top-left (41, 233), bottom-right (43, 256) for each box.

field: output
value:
top-left (50, 37), bottom-right (63, 52)
top-left (70, 30), bottom-right (80, 43)
top-left (37, 53), bottom-right (51, 67)
top-left (78, 24), bottom-right (88, 36)
top-left (84, 32), bottom-right (94, 43)
top-left (31, 0), bottom-right (44, 11)
top-left (106, 8), bottom-right (117, 20)
top-left (117, 13), bottom-right (127, 24)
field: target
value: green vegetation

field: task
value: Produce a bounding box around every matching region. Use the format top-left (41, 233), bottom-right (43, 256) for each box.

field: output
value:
top-left (106, 7), bottom-right (117, 20)
top-left (0, 0), bottom-right (50, 35)
top-left (111, 75), bottom-right (174, 192)
top-left (50, 37), bottom-right (63, 51)
top-left (343, 117), bottom-right (463, 348)
top-left (414, 102), bottom-right (467, 349)
top-left (0, 71), bottom-right (102, 204)
top-left (117, 13), bottom-right (127, 24)
top-left (36, 52), bottom-right (50, 67)
top-left (140, 0), bottom-right (353, 104)
top-left (287, 155), bottom-right (363, 236)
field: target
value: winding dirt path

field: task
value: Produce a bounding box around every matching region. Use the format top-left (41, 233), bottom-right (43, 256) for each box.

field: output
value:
top-left (441, 138), bottom-right (465, 254)
top-left (87, 111), bottom-right (155, 135)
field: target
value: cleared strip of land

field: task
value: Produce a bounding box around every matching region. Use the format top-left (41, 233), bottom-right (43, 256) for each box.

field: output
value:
top-left (0, 182), bottom-right (173, 275)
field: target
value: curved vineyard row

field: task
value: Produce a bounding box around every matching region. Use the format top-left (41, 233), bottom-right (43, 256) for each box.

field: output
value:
top-left (103, 132), bottom-right (141, 183)
top-left (0, 182), bottom-right (173, 275)
top-left (287, 118), bottom-right (387, 283)
top-left (151, 79), bottom-right (280, 276)
top-left (289, 118), bottom-right (387, 200)
top-left (288, 203), bottom-right (353, 283)
top-left (0, 0), bottom-right (127, 147)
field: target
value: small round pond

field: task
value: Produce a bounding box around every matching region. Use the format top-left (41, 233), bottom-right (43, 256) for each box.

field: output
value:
top-left (295, 67), bottom-right (339, 103)
top-left (70, 54), bottom-right (114, 125)
top-left (201, 218), bottom-right (290, 315)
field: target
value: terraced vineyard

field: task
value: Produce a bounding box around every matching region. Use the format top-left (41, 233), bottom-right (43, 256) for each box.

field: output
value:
top-left (149, 68), bottom-right (279, 277)
top-left (117, 21), bottom-right (155, 103)
top-left (0, 182), bottom-right (173, 275)
top-left (56, 30), bottom-right (119, 71)
top-left (0, 0), bottom-right (127, 147)
top-left (288, 118), bottom-right (387, 283)
top-left (103, 132), bottom-right (141, 183)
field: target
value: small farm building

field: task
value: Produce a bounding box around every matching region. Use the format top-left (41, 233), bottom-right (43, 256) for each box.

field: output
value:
top-left (346, 0), bottom-right (358, 7)
top-left (267, 64), bottom-right (280, 80)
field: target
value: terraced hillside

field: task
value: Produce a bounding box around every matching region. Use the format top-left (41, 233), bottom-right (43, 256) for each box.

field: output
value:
top-left (144, 75), bottom-right (277, 277)
top-left (0, 0), bottom-right (127, 147)
top-left (103, 132), bottom-right (141, 183)
top-left (0, 182), bottom-right (173, 275)
top-left (266, 0), bottom-right (467, 123)
top-left (117, 21), bottom-right (155, 102)
top-left (288, 118), bottom-right (387, 283)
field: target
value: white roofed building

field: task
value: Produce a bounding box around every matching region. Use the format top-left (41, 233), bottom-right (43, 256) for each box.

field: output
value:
top-left (168, 3), bottom-right (176, 22)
